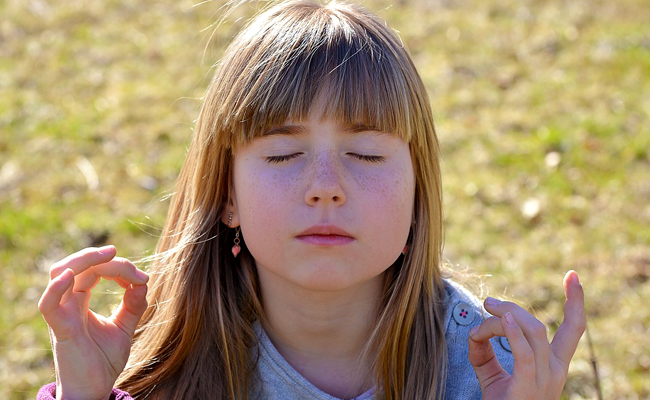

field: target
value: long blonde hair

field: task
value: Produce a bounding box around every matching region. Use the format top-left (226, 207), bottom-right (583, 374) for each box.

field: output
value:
top-left (116, 1), bottom-right (447, 399)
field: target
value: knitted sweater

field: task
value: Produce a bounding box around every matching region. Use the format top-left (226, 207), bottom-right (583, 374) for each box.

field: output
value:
top-left (38, 279), bottom-right (513, 400)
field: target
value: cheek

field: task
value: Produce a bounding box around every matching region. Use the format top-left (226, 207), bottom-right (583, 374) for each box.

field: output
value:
top-left (357, 166), bottom-right (415, 245)
top-left (235, 168), bottom-right (297, 239)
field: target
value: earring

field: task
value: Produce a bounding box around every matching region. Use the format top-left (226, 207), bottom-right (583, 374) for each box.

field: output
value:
top-left (227, 211), bottom-right (241, 257)
top-left (232, 227), bottom-right (241, 258)
top-left (402, 245), bottom-right (408, 255)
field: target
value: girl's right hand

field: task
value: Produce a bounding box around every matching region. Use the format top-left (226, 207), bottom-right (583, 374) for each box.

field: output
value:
top-left (38, 246), bottom-right (149, 400)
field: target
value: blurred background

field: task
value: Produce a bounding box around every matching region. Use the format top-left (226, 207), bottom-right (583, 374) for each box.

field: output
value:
top-left (1, 0), bottom-right (648, 398)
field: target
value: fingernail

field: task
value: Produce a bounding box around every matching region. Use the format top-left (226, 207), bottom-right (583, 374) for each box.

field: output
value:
top-left (486, 297), bottom-right (500, 306)
top-left (60, 268), bottom-right (74, 281)
top-left (469, 326), bottom-right (479, 337)
top-left (98, 245), bottom-right (115, 254)
top-left (135, 269), bottom-right (149, 282)
top-left (572, 271), bottom-right (581, 286)
top-left (504, 312), bottom-right (516, 327)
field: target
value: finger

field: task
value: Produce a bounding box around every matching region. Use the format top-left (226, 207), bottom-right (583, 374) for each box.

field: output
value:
top-left (550, 270), bottom-right (586, 368)
top-left (468, 323), bottom-right (508, 390)
top-left (468, 316), bottom-right (504, 342)
top-left (112, 283), bottom-right (148, 338)
top-left (502, 312), bottom-right (537, 387)
top-left (484, 297), bottom-right (551, 383)
top-left (50, 246), bottom-right (117, 279)
top-left (73, 257), bottom-right (149, 292)
top-left (93, 274), bottom-right (140, 290)
top-left (113, 276), bottom-right (132, 290)
top-left (39, 269), bottom-right (75, 330)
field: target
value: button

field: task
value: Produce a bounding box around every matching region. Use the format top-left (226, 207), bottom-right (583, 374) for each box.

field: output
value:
top-left (452, 302), bottom-right (476, 326)
top-left (500, 336), bottom-right (511, 352)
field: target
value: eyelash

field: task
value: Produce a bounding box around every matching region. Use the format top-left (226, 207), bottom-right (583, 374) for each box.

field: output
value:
top-left (354, 154), bottom-right (385, 163)
top-left (265, 154), bottom-right (301, 164)
top-left (265, 153), bottom-right (385, 164)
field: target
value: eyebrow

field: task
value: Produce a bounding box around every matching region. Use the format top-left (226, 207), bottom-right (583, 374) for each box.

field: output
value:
top-left (343, 123), bottom-right (384, 134)
top-left (263, 125), bottom-right (308, 136)
top-left (262, 123), bottom-right (384, 137)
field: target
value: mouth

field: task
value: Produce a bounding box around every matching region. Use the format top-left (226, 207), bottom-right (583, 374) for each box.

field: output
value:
top-left (296, 225), bottom-right (354, 237)
top-left (296, 225), bottom-right (355, 246)
top-left (295, 234), bottom-right (355, 246)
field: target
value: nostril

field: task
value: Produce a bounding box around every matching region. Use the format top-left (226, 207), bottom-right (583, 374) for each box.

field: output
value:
top-left (307, 194), bottom-right (342, 204)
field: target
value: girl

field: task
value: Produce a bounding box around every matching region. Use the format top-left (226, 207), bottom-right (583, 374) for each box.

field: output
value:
top-left (37, 1), bottom-right (586, 399)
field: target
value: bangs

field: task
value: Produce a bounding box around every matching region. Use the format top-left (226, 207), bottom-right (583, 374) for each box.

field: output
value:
top-left (213, 2), bottom-right (419, 148)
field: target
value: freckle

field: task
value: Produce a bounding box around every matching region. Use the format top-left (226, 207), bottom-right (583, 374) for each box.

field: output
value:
top-left (356, 173), bottom-right (381, 192)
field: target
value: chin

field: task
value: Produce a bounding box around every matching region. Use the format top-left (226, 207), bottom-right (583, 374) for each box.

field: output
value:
top-left (297, 278), bottom-right (358, 293)
top-left (291, 265), bottom-right (386, 293)
top-left (252, 252), bottom-right (393, 294)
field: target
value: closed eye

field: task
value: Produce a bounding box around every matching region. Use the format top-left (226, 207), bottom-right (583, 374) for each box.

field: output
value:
top-left (265, 153), bottom-right (301, 164)
top-left (349, 153), bottom-right (385, 163)
top-left (265, 153), bottom-right (385, 164)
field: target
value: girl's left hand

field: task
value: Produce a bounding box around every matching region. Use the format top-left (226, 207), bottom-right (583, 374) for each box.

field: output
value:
top-left (467, 270), bottom-right (586, 400)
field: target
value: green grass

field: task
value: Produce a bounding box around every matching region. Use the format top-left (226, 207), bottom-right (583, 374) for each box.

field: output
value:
top-left (1, 0), bottom-right (649, 398)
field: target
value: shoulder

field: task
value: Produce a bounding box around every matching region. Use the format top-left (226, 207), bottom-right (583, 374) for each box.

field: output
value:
top-left (440, 279), bottom-right (514, 399)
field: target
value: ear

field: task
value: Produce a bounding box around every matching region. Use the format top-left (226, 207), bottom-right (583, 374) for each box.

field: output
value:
top-left (220, 183), bottom-right (240, 228)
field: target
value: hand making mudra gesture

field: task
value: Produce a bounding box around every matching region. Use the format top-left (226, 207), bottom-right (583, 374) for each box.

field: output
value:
top-left (39, 246), bottom-right (149, 399)
top-left (469, 270), bottom-right (586, 399)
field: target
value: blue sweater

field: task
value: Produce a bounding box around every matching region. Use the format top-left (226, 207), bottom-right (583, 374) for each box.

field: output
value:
top-left (38, 279), bottom-right (513, 400)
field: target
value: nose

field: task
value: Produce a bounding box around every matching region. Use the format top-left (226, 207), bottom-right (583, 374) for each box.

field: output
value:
top-left (304, 151), bottom-right (347, 207)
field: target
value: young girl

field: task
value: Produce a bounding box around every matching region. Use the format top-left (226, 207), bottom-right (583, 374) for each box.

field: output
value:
top-left (37, 1), bottom-right (586, 399)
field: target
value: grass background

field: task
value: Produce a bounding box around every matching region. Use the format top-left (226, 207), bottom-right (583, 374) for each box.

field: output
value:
top-left (1, 0), bottom-right (648, 398)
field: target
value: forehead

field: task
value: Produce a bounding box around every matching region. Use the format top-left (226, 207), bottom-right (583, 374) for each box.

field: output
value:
top-left (261, 121), bottom-right (386, 137)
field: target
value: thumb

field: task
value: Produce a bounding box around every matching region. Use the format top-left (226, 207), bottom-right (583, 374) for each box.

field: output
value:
top-left (468, 328), bottom-right (508, 389)
top-left (112, 284), bottom-right (148, 337)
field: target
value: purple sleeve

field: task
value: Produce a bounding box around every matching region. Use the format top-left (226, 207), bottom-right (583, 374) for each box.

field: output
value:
top-left (38, 383), bottom-right (134, 400)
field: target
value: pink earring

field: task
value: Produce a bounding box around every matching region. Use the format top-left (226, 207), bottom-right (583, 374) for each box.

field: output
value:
top-left (402, 245), bottom-right (408, 255)
top-left (228, 212), bottom-right (241, 258)
top-left (232, 227), bottom-right (241, 258)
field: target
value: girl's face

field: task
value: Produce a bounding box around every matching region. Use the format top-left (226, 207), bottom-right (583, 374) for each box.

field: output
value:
top-left (229, 103), bottom-right (415, 294)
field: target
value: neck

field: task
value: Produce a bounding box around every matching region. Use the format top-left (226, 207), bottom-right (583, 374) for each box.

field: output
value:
top-left (258, 270), bottom-right (384, 399)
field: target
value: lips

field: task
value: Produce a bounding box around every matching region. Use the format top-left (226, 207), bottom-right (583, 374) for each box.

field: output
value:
top-left (296, 225), bottom-right (354, 238)
top-left (296, 225), bottom-right (355, 246)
